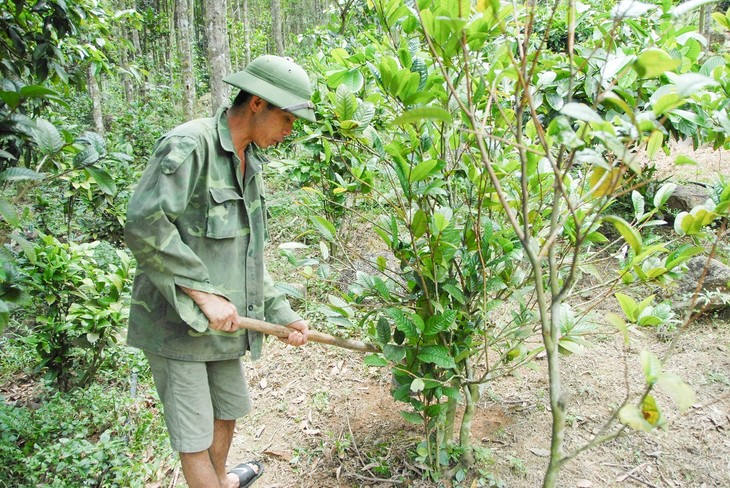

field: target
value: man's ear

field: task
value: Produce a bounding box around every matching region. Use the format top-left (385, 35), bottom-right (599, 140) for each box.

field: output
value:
top-left (249, 95), bottom-right (267, 113)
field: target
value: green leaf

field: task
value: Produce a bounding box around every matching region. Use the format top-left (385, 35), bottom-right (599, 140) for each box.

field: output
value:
top-left (33, 119), bottom-right (64, 155)
top-left (425, 310), bottom-right (456, 335)
top-left (409, 159), bottom-right (439, 182)
top-left (383, 344), bottom-right (405, 362)
top-left (309, 215), bottom-right (336, 241)
top-left (652, 92), bottom-right (684, 115)
top-left (560, 102), bottom-right (603, 123)
top-left (11, 231), bottom-right (36, 264)
top-left (657, 373), bottom-right (696, 412)
top-left (85, 167), bottom-right (116, 196)
top-left (640, 349), bottom-right (662, 386)
top-left (340, 69), bottom-right (364, 92)
top-left (633, 48), bottom-right (681, 79)
top-left (417, 345), bottom-right (456, 369)
top-left (0, 299), bottom-right (9, 333)
top-left (672, 73), bottom-right (718, 97)
top-left (410, 378), bottom-right (425, 393)
top-left (619, 404), bottom-right (654, 432)
top-left (400, 410), bottom-right (423, 425)
top-left (363, 354), bottom-right (388, 367)
top-left (0, 90), bottom-right (20, 109)
top-left (386, 308), bottom-right (419, 340)
top-left (653, 183), bottom-right (676, 208)
top-left (632, 190), bottom-right (645, 220)
top-left (376, 317), bottom-right (391, 344)
top-left (335, 84), bottom-right (358, 121)
top-left (646, 131), bottom-right (663, 161)
top-left (675, 154), bottom-right (696, 166)
top-left (0, 167), bottom-right (45, 182)
top-left (0, 199), bottom-right (18, 227)
top-left (641, 395), bottom-right (664, 427)
top-left (411, 209), bottom-right (428, 238)
top-left (604, 215), bottom-right (643, 254)
top-left (392, 107), bottom-right (452, 126)
top-left (605, 312), bottom-right (629, 345)
top-left (275, 283), bottom-right (305, 299)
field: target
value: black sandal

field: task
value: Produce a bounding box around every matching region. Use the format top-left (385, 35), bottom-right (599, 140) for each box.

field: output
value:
top-left (229, 460), bottom-right (264, 488)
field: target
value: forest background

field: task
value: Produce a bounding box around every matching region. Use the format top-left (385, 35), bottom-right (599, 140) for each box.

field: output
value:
top-left (1, 0), bottom-right (730, 487)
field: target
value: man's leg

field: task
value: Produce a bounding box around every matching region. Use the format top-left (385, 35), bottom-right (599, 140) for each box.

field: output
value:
top-left (209, 418), bottom-right (236, 483)
top-left (180, 450), bottom-right (229, 488)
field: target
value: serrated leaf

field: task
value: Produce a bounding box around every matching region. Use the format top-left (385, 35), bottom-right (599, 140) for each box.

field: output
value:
top-left (417, 345), bottom-right (456, 369)
top-left (335, 84), bottom-right (357, 121)
top-left (386, 308), bottom-right (419, 340)
top-left (33, 119), bottom-right (64, 154)
top-left (74, 145), bottom-right (100, 167)
top-left (377, 317), bottom-right (391, 343)
top-left (85, 167), bottom-right (116, 195)
top-left (605, 312), bottom-right (629, 345)
top-left (425, 310), bottom-right (456, 335)
top-left (392, 107), bottom-right (452, 126)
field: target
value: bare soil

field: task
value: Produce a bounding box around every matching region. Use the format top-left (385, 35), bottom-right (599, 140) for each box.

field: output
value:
top-left (214, 143), bottom-right (730, 488)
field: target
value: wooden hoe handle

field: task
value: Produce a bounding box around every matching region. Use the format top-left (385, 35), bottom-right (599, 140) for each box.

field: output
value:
top-left (236, 316), bottom-right (380, 353)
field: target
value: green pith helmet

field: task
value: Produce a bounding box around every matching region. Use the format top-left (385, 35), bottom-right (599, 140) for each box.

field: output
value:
top-left (223, 55), bottom-right (316, 123)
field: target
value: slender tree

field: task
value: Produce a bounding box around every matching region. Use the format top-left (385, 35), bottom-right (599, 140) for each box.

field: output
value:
top-left (87, 66), bottom-right (104, 136)
top-left (175, 0), bottom-right (196, 119)
top-left (271, 0), bottom-right (284, 54)
top-left (205, 0), bottom-right (231, 113)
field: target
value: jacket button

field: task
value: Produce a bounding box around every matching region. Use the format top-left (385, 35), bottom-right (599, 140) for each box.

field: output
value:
top-left (248, 305), bottom-right (254, 311)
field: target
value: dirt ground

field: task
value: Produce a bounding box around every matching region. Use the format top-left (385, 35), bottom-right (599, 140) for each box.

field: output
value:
top-left (198, 143), bottom-right (730, 488)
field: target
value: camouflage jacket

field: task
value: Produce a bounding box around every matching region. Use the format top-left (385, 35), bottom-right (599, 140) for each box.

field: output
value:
top-left (124, 106), bottom-right (301, 361)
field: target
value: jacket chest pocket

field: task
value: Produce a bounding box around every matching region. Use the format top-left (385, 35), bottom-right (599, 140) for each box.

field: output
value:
top-left (206, 188), bottom-right (247, 239)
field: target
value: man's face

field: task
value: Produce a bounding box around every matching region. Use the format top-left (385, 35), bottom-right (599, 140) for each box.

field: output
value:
top-left (251, 100), bottom-right (297, 148)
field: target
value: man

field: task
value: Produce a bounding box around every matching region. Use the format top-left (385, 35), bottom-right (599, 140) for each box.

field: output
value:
top-left (124, 55), bottom-right (316, 488)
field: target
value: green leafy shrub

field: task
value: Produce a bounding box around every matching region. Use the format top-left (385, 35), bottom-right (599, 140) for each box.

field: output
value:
top-left (15, 236), bottom-right (133, 391)
top-left (0, 379), bottom-right (172, 488)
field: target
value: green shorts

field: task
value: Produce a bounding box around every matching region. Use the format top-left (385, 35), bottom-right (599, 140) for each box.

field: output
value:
top-left (144, 352), bottom-right (252, 453)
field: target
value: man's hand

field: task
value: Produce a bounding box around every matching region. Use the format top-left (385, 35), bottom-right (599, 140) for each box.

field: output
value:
top-left (280, 319), bottom-right (309, 346)
top-left (180, 287), bottom-right (240, 332)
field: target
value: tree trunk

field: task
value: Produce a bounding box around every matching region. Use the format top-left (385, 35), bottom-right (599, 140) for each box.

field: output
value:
top-left (205, 0), bottom-right (231, 114)
top-left (87, 66), bottom-right (104, 136)
top-left (271, 0), bottom-right (284, 55)
top-left (243, 0), bottom-right (251, 64)
top-left (176, 0), bottom-right (196, 120)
